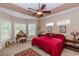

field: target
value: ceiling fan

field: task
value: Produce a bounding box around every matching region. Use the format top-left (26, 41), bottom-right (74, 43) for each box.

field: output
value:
top-left (28, 3), bottom-right (51, 17)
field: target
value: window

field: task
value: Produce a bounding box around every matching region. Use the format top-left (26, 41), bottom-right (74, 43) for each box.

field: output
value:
top-left (0, 20), bottom-right (12, 41)
top-left (57, 19), bottom-right (70, 26)
top-left (14, 23), bottom-right (26, 37)
top-left (28, 24), bottom-right (36, 36)
top-left (46, 22), bottom-right (54, 26)
top-left (46, 22), bottom-right (54, 33)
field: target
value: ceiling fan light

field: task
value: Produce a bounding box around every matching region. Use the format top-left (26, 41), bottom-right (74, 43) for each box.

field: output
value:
top-left (36, 12), bottom-right (43, 15)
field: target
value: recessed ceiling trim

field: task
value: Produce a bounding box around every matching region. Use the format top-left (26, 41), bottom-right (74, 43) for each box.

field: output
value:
top-left (0, 3), bottom-right (37, 18)
top-left (43, 3), bottom-right (79, 17)
top-left (0, 7), bottom-right (38, 20)
top-left (41, 5), bottom-right (79, 19)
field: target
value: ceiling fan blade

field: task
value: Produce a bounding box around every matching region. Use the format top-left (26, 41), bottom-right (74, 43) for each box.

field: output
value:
top-left (33, 12), bottom-right (36, 15)
top-left (43, 11), bottom-right (51, 13)
top-left (41, 4), bottom-right (46, 10)
top-left (28, 8), bottom-right (37, 11)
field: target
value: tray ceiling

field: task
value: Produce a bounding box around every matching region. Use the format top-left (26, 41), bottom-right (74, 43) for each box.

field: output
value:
top-left (0, 3), bottom-right (79, 19)
top-left (14, 3), bottom-right (64, 11)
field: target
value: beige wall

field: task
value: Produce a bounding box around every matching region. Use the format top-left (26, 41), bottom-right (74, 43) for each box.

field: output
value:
top-left (40, 6), bottom-right (79, 40)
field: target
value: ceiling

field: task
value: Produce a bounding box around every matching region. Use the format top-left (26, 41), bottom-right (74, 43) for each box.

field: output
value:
top-left (0, 3), bottom-right (79, 19)
top-left (14, 3), bottom-right (64, 11)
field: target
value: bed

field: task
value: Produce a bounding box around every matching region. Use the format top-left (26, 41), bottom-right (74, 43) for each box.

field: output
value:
top-left (32, 33), bottom-right (66, 56)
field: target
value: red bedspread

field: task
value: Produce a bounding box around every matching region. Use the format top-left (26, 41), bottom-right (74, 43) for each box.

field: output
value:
top-left (32, 34), bottom-right (65, 56)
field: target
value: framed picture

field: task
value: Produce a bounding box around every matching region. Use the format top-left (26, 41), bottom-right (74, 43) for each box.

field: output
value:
top-left (47, 26), bottom-right (52, 33)
top-left (59, 26), bottom-right (66, 33)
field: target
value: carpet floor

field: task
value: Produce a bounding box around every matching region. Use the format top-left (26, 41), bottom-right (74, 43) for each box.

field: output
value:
top-left (15, 48), bottom-right (41, 56)
top-left (0, 40), bottom-right (79, 56)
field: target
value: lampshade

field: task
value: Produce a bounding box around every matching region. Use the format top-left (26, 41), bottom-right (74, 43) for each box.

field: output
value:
top-left (71, 32), bottom-right (79, 35)
top-left (36, 11), bottom-right (43, 16)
